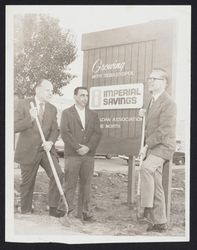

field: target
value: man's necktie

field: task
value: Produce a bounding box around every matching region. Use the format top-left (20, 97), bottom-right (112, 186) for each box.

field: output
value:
top-left (149, 97), bottom-right (155, 109)
top-left (147, 97), bottom-right (155, 115)
top-left (38, 103), bottom-right (44, 124)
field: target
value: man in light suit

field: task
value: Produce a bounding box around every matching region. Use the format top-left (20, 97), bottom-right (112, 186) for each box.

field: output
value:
top-left (60, 86), bottom-right (102, 221)
top-left (139, 68), bottom-right (176, 232)
top-left (15, 79), bottom-right (65, 217)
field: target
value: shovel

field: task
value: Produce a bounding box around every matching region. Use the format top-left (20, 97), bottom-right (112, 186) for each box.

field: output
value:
top-left (30, 102), bottom-right (70, 223)
top-left (136, 111), bottom-right (146, 220)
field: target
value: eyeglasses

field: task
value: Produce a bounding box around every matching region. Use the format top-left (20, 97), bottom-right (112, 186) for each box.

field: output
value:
top-left (147, 77), bottom-right (164, 81)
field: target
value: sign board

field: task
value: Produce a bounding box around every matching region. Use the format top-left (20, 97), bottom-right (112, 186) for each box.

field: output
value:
top-left (81, 19), bottom-right (176, 156)
top-left (89, 84), bottom-right (144, 110)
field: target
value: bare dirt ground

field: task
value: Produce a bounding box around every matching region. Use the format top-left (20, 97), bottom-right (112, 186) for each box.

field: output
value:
top-left (14, 157), bottom-right (185, 237)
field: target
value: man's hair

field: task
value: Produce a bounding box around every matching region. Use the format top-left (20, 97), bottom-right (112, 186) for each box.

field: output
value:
top-left (74, 86), bottom-right (88, 95)
top-left (35, 79), bottom-right (49, 89)
top-left (152, 68), bottom-right (168, 83)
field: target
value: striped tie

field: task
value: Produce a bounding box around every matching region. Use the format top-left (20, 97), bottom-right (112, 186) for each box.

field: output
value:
top-left (150, 97), bottom-right (155, 108)
top-left (147, 97), bottom-right (155, 115)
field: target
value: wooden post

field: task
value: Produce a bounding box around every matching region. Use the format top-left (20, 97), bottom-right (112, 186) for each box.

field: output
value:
top-left (127, 156), bottom-right (136, 206)
top-left (162, 160), bottom-right (173, 224)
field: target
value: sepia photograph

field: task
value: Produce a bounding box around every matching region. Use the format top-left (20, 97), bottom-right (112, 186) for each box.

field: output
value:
top-left (6, 5), bottom-right (190, 244)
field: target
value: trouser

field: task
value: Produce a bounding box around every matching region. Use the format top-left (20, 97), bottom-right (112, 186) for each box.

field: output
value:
top-left (20, 151), bottom-right (63, 213)
top-left (64, 155), bottom-right (94, 218)
top-left (140, 154), bottom-right (167, 224)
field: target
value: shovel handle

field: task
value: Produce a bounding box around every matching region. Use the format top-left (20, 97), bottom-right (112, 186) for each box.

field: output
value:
top-left (30, 102), bottom-right (69, 215)
top-left (136, 114), bottom-right (146, 201)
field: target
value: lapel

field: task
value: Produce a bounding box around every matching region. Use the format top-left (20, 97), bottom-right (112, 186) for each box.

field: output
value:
top-left (85, 108), bottom-right (90, 131)
top-left (71, 105), bottom-right (84, 129)
top-left (29, 97), bottom-right (36, 109)
top-left (146, 97), bottom-right (153, 116)
top-left (28, 97), bottom-right (39, 131)
top-left (146, 92), bottom-right (166, 124)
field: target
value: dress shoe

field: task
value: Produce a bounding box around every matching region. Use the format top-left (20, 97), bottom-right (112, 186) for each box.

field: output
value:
top-left (56, 209), bottom-right (66, 217)
top-left (82, 212), bottom-right (95, 222)
top-left (147, 223), bottom-right (168, 232)
top-left (49, 207), bottom-right (65, 218)
top-left (68, 208), bottom-right (74, 215)
top-left (21, 207), bottom-right (34, 215)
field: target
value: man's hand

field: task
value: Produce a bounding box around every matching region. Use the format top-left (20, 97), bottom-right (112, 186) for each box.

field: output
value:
top-left (42, 141), bottom-right (53, 152)
top-left (139, 144), bottom-right (148, 160)
top-left (76, 144), bottom-right (90, 156)
top-left (139, 108), bottom-right (146, 117)
top-left (29, 107), bottom-right (38, 121)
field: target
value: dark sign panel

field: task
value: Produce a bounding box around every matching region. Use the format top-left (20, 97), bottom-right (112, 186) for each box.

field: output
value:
top-left (82, 20), bottom-right (175, 156)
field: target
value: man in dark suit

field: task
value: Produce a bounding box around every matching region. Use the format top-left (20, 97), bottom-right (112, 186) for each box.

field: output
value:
top-left (14, 79), bottom-right (65, 217)
top-left (60, 86), bottom-right (102, 221)
top-left (139, 68), bottom-right (176, 232)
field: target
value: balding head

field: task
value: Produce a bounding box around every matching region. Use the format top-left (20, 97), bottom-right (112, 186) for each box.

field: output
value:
top-left (35, 79), bottom-right (53, 103)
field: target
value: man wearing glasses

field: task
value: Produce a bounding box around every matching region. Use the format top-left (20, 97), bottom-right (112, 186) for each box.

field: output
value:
top-left (139, 68), bottom-right (176, 232)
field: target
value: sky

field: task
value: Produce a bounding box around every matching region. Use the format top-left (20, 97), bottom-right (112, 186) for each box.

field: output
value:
top-left (7, 5), bottom-right (191, 120)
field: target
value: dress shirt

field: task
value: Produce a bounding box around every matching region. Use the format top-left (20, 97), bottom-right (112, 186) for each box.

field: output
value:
top-left (75, 105), bottom-right (85, 129)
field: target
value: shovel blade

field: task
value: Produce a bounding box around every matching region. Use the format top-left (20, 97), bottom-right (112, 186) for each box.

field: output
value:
top-left (60, 215), bottom-right (84, 228)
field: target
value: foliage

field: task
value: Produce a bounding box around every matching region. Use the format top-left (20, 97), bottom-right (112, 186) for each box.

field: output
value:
top-left (14, 14), bottom-right (77, 98)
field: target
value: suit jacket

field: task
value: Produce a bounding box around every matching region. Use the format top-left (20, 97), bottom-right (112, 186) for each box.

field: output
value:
top-left (145, 91), bottom-right (176, 160)
top-left (14, 98), bottom-right (59, 165)
top-left (60, 105), bottom-right (102, 157)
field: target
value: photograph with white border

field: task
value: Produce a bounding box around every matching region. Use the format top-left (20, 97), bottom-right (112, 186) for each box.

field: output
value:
top-left (6, 5), bottom-right (190, 244)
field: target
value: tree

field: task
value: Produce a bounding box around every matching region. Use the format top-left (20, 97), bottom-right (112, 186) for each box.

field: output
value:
top-left (14, 14), bottom-right (77, 98)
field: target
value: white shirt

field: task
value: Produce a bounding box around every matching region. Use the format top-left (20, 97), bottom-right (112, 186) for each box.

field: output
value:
top-left (75, 105), bottom-right (85, 129)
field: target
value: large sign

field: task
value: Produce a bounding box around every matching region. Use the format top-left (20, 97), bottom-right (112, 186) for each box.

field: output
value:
top-left (89, 83), bottom-right (144, 110)
top-left (82, 20), bottom-right (175, 156)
